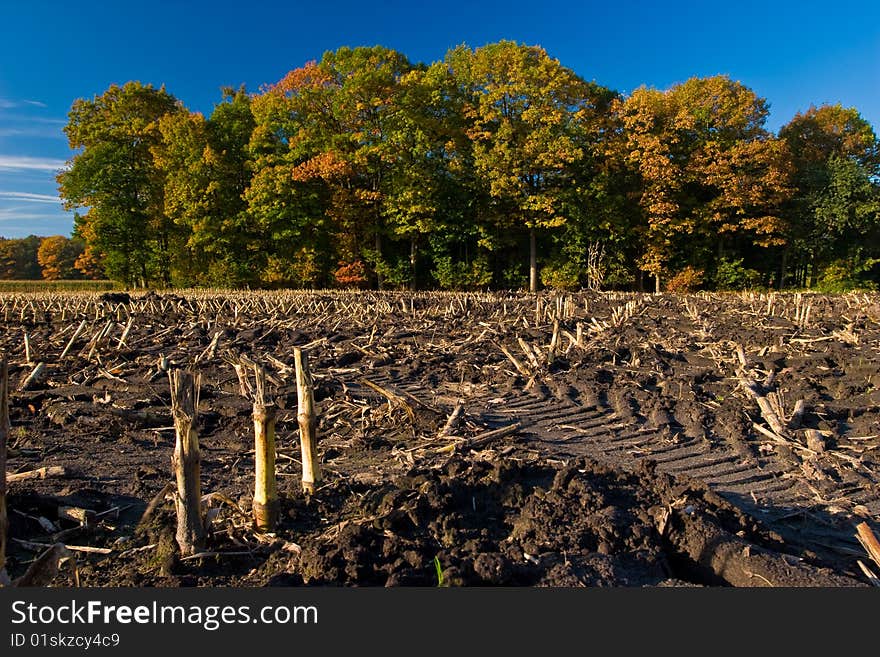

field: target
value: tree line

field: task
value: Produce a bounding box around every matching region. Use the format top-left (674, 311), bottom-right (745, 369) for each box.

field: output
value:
top-left (0, 235), bottom-right (102, 280)
top-left (56, 41), bottom-right (880, 292)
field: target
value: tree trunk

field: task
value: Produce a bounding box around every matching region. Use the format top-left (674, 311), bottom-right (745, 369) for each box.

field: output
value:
top-left (529, 229), bottom-right (537, 293)
top-left (157, 232), bottom-right (171, 287)
top-left (375, 233), bottom-right (383, 291)
top-left (410, 237), bottom-right (417, 291)
top-left (655, 273), bottom-right (661, 294)
top-left (778, 246), bottom-right (788, 290)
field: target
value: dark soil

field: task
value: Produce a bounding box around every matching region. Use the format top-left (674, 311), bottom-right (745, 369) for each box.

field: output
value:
top-left (2, 290), bottom-right (878, 586)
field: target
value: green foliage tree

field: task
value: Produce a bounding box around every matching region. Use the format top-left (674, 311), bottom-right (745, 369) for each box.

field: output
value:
top-left (154, 87), bottom-right (258, 286)
top-left (250, 47), bottom-right (415, 288)
top-left (0, 236), bottom-right (42, 279)
top-left (779, 104), bottom-right (880, 287)
top-left (54, 46), bottom-right (880, 294)
top-left (58, 82), bottom-right (181, 287)
top-left (446, 41), bottom-right (613, 292)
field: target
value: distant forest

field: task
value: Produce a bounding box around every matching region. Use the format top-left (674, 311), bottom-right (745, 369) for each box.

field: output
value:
top-left (0, 234), bottom-right (101, 281)
top-left (53, 41), bottom-right (879, 292)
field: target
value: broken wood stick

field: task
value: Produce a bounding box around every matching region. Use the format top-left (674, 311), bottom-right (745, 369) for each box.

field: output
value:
top-left (7, 466), bottom-right (67, 483)
top-left (294, 348), bottom-right (321, 495)
top-left (252, 364), bottom-right (278, 532)
top-left (439, 422), bottom-right (523, 453)
top-left (856, 522), bottom-right (880, 570)
top-left (169, 369), bottom-right (205, 556)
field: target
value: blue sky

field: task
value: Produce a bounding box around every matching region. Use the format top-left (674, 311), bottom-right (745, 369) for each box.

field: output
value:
top-left (1, 0), bottom-right (878, 238)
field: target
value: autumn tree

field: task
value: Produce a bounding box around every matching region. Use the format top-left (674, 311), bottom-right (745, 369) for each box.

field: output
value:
top-left (36, 235), bottom-right (85, 280)
top-left (380, 61), bottom-right (485, 288)
top-left (249, 47), bottom-right (414, 288)
top-left (52, 44), bottom-right (879, 293)
top-left (779, 104), bottom-right (880, 287)
top-left (58, 82), bottom-right (182, 287)
top-left (445, 41), bottom-right (613, 292)
top-left (615, 76), bottom-right (791, 290)
top-left (154, 87), bottom-right (258, 286)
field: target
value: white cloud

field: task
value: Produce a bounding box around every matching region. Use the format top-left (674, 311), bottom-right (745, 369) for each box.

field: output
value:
top-left (29, 117), bottom-right (67, 126)
top-left (0, 127), bottom-right (66, 139)
top-left (0, 208), bottom-right (68, 222)
top-left (0, 191), bottom-right (61, 204)
top-left (0, 155), bottom-right (66, 171)
top-left (0, 98), bottom-right (48, 109)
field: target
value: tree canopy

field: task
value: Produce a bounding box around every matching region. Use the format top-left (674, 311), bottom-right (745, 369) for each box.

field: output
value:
top-left (54, 44), bottom-right (880, 292)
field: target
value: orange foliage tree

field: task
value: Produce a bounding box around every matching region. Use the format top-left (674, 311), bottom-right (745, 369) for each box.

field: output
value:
top-left (37, 236), bottom-right (85, 280)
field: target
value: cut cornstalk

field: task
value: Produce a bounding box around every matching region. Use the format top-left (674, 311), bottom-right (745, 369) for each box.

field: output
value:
top-left (498, 343), bottom-right (529, 377)
top-left (294, 348), bottom-right (321, 495)
top-left (517, 337), bottom-right (539, 369)
top-left (18, 362), bottom-right (45, 391)
top-left (60, 320), bottom-right (87, 359)
top-left (117, 317), bottom-right (134, 349)
top-left (0, 358), bottom-right (8, 579)
top-left (252, 364), bottom-right (278, 532)
top-left (739, 374), bottom-right (788, 437)
top-left (438, 402), bottom-right (465, 438)
top-left (548, 321), bottom-right (560, 361)
top-left (755, 397), bottom-right (786, 436)
top-left (788, 399), bottom-right (806, 430)
top-left (169, 370), bottom-right (205, 556)
top-left (804, 429), bottom-right (826, 453)
top-left (6, 465), bottom-right (67, 483)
